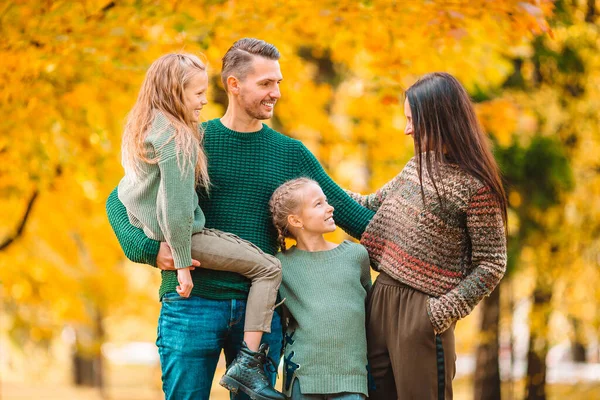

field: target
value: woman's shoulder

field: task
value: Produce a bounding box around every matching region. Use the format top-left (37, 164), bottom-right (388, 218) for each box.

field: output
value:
top-left (457, 168), bottom-right (490, 197)
top-left (438, 162), bottom-right (487, 193)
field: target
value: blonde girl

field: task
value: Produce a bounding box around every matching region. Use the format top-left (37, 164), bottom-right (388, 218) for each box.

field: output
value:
top-left (269, 178), bottom-right (372, 400)
top-left (117, 53), bottom-right (284, 400)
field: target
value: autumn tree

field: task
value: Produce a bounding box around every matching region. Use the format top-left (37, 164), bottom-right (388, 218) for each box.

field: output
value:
top-left (474, 1), bottom-right (600, 399)
top-left (0, 0), bottom-right (553, 390)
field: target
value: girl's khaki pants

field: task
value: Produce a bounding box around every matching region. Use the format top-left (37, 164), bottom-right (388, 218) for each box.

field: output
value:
top-left (190, 228), bottom-right (282, 333)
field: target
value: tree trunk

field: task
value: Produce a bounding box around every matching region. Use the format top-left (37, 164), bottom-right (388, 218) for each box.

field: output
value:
top-left (570, 317), bottom-right (587, 362)
top-left (524, 285), bottom-right (552, 400)
top-left (586, 0), bottom-right (596, 23)
top-left (473, 284), bottom-right (501, 400)
top-left (72, 312), bottom-right (105, 395)
top-left (73, 353), bottom-right (102, 387)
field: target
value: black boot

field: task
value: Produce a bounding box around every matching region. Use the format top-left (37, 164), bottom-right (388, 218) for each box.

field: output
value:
top-left (219, 342), bottom-right (285, 400)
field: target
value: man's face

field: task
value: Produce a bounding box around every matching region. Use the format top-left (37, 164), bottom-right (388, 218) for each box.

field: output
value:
top-left (237, 56), bottom-right (283, 121)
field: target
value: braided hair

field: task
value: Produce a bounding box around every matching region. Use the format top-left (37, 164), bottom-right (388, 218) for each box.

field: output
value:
top-left (269, 177), bottom-right (317, 252)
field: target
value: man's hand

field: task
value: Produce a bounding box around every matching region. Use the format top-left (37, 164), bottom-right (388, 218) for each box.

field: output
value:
top-left (176, 267), bottom-right (194, 298)
top-left (157, 242), bottom-right (200, 270)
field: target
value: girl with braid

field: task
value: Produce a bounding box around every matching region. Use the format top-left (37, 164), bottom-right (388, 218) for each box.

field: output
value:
top-left (347, 72), bottom-right (508, 399)
top-left (269, 178), bottom-right (372, 400)
top-left (117, 53), bottom-right (284, 400)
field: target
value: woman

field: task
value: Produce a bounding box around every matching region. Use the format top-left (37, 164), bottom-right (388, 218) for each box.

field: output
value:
top-left (348, 72), bottom-right (508, 399)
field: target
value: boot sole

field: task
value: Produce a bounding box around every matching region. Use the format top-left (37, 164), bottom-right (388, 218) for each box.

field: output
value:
top-left (219, 375), bottom-right (277, 400)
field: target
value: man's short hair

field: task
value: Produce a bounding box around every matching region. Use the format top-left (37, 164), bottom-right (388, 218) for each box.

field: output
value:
top-left (221, 38), bottom-right (280, 92)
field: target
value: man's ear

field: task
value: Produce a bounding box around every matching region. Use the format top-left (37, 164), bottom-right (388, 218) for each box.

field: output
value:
top-left (287, 214), bottom-right (303, 229)
top-left (227, 75), bottom-right (240, 94)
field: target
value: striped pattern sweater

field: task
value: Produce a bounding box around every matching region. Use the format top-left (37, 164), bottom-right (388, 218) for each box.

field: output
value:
top-left (348, 156), bottom-right (507, 334)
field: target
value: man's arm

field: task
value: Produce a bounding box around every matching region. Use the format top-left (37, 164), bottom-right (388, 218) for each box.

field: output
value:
top-left (298, 144), bottom-right (375, 239)
top-left (106, 187), bottom-right (161, 267)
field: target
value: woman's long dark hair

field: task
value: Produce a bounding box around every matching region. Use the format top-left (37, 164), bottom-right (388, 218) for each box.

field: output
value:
top-left (406, 72), bottom-right (508, 226)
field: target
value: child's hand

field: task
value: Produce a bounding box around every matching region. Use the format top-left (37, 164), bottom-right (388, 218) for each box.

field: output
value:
top-left (176, 267), bottom-right (194, 298)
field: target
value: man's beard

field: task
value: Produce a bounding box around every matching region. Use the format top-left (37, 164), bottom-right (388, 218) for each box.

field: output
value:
top-left (240, 94), bottom-right (273, 121)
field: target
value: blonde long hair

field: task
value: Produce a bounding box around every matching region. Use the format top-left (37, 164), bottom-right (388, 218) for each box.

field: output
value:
top-left (122, 53), bottom-right (210, 189)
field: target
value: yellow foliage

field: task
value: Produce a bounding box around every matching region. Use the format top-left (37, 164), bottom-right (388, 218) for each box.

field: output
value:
top-left (476, 99), bottom-right (520, 146)
top-left (0, 0), bottom-right (555, 349)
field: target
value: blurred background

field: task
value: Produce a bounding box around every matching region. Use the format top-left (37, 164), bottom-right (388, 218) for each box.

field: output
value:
top-left (1, 0), bottom-right (599, 399)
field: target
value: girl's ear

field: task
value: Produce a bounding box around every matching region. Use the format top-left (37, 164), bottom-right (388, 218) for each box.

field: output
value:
top-left (227, 75), bottom-right (240, 94)
top-left (287, 214), bottom-right (303, 229)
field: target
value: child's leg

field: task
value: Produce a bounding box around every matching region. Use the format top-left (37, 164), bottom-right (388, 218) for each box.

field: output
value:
top-left (190, 229), bottom-right (282, 342)
top-left (192, 229), bottom-right (285, 399)
top-left (243, 332), bottom-right (262, 352)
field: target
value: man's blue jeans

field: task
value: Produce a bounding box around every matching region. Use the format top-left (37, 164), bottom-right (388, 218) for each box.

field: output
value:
top-left (157, 293), bottom-right (283, 400)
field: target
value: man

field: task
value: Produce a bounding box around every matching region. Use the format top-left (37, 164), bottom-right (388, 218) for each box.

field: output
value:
top-left (106, 38), bottom-right (374, 400)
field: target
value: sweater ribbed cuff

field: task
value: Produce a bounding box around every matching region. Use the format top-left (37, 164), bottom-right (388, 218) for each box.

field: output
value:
top-left (170, 245), bottom-right (193, 270)
top-left (426, 296), bottom-right (455, 335)
top-left (141, 239), bottom-right (161, 268)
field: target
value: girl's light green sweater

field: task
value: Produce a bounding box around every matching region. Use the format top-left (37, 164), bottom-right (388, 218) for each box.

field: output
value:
top-left (117, 112), bottom-right (205, 270)
top-left (277, 240), bottom-right (372, 396)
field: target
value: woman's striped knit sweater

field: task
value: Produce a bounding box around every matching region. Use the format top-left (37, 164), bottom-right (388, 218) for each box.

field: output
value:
top-left (348, 156), bottom-right (507, 334)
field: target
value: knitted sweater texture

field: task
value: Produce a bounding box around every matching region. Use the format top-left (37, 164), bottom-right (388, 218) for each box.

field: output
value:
top-left (277, 241), bottom-right (371, 396)
top-left (117, 112), bottom-right (206, 270)
top-left (106, 118), bottom-right (375, 300)
top-left (348, 156), bottom-right (507, 334)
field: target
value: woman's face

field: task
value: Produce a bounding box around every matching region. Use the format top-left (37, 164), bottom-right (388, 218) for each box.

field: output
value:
top-left (405, 97), bottom-right (435, 154)
top-left (404, 98), bottom-right (414, 137)
top-left (404, 98), bottom-right (417, 154)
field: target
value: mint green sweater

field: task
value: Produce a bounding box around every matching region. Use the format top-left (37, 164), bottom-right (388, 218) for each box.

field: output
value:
top-left (118, 112), bottom-right (205, 270)
top-left (106, 118), bottom-right (375, 300)
top-left (277, 241), bottom-right (372, 396)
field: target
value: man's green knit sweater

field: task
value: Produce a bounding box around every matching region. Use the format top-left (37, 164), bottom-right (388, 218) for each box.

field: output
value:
top-left (106, 118), bottom-right (375, 300)
top-left (277, 241), bottom-right (372, 396)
